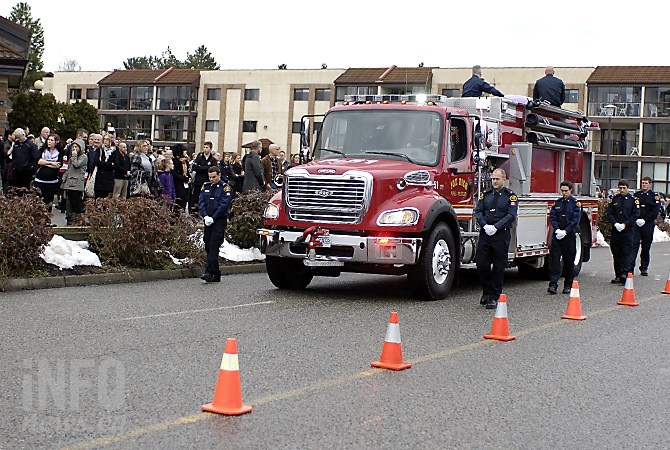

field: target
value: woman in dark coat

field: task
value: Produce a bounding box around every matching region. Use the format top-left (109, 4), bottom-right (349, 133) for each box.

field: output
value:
top-left (171, 143), bottom-right (191, 210)
top-left (93, 134), bottom-right (116, 198)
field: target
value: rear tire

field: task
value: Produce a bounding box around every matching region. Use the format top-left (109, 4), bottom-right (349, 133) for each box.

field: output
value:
top-left (408, 223), bottom-right (457, 300)
top-left (266, 256), bottom-right (313, 290)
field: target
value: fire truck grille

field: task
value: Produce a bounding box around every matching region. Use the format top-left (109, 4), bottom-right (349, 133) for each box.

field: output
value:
top-left (285, 176), bottom-right (369, 224)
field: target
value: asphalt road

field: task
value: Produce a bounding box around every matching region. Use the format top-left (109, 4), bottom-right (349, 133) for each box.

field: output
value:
top-left (2, 244), bottom-right (670, 449)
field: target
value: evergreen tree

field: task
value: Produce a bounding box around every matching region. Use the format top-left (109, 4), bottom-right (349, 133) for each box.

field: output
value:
top-left (7, 91), bottom-right (59, 133)
top-left (9, 2), bottom-right (45, 91)
top-left (55, 101), bottom-right (100, 141)
top-left (185, 45), bottom-right (220, 69)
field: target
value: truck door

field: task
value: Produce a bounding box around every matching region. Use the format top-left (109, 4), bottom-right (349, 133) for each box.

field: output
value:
top-left (437, 118), bottom-right (474, 206)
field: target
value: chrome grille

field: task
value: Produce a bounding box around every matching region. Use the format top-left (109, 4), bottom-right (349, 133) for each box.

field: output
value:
top-left (285, 171), bottom-right (372, 224)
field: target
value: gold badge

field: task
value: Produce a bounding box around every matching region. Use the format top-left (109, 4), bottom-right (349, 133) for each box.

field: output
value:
top-left (509, 194), bottom-right (517, 201)
top-left (479, 193), bottom-right (484, 200)
top-left (635, 199), bottom-right (640, 205)
top-left (201, 184), bottom-right (205, 191)
top-left (224, 186), bottom-right (232, 192)
top-left (576, 201), bottom-right (582, 207)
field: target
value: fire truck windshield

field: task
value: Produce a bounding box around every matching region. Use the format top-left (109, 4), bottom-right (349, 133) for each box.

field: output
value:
top-left (314, 110), bottom-right (443, 167)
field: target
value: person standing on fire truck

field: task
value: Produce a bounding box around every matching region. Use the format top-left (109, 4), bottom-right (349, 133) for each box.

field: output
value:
top-left (533, 66), bottom-right (565, 107)
top-left (607, 179), bottom-right (640, 285)
top-left (462, 65), bottom-right (504, 98)
top-left (547, 181), bottom-right (582, 295)
top-left (629, 176), bottom-right (661, 276)
top-left (475, 168), bottom-right (518, 309)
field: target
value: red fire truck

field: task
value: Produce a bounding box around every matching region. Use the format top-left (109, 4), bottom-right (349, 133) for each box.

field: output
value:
top-left (258, 94), bottom-right (600, 300)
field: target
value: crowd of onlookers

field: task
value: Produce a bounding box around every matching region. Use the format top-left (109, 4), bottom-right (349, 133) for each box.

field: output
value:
top-left (0, 126), bottom-right (303, 225)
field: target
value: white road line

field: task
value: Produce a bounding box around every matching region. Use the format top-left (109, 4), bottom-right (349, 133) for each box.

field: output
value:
top-left (114, 301), bottom-right (274, 321)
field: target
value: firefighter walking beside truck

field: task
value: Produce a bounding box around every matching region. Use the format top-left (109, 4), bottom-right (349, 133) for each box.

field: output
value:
top-left (547, 181), bottom-right (582, 295)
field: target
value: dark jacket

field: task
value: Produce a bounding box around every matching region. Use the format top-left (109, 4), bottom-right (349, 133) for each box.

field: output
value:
top-left (94, 147), bottom-right (116, 192)
top-left (474, 187), bottom-right (518, 239)
top-left (462, 75), bottom-right (504, 98)
top-left (549, 196), bottom-right (581, 233)
top-left (110, 149), bottom-right (131, 180)
top-left (634, 189), bottom-right (661, 224)
top-left (192, 153), bottom-right (216, 185)
top-left (607, 193), bottom-right (640, 231)
top-left (198, 180), bottom-right (234, 220)
top-left (533, 74), bottom-right (565, 107)
top-left (11, 139), bottom-right (40, 174)
top-left (172, 156), bottom-right (191, 202)
top-left (242, 151), bottom-right (264, 192)
top-left (218, 161), bottom-right (238, 185)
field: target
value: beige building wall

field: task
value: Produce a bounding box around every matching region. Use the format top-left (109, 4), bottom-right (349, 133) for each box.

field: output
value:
top-left (42, 72), bottom-right (109, 106)
top-left (198, 69), bottom-right (344, 155)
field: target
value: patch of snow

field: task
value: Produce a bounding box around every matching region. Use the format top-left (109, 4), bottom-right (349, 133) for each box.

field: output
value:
top-left (41, 235), bottom-right (101, 269)
top-left (219, 240), bottom-right (265, 262)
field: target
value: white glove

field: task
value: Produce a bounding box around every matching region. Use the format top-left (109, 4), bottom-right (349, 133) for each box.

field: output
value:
top-left (555, 229), bottom-right (567, 240)
top-left (204, 216), bottom-right (214, 226)
top-left (614, 223), bottom-right (625, 232)
top-left (636, 219), bottom-right (645, 227)
top-left (484, 224), bottom-right (497, 236)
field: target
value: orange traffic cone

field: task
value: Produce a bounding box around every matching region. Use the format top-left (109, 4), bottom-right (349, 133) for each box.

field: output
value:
top-left (662, 269), bottom-right (670, 294)
top-left (371, 311), bottom-right (412, 371)
top-left (617, 272), bottom-right (639, 307)
top-left (483, 294), bottom-right (516, 341)
top-left (202, 338), bottom-right (252, 415)
top-left (561, 280), bottom-right (587, 320)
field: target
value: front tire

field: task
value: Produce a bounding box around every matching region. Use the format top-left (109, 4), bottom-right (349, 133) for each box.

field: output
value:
top-left (408, 223), bottom-right (457, 300)
top-left (266, 256), bottom-right (313, 290)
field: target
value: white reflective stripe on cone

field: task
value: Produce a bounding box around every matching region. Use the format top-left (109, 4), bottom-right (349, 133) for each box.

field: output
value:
top-left (570, 287), bottom-right (579, 297)
top-left (220, 353), bottom-right (240, 371)
top-left (494, 302), bottom-right (508, 319)
top-left (384, 323), bottom-right (401, 343)
top-left (625, 277), bottom-right (634, 289)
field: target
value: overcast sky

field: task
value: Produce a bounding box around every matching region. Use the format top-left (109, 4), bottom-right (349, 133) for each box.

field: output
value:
top-left (8, 0), bottom-right (668, 72)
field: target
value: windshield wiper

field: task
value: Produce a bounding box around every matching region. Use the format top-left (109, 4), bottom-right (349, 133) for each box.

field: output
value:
top-left (363, 151), bottom-right (415, 164)
top-left (318, 148), bottom-right (346, 157)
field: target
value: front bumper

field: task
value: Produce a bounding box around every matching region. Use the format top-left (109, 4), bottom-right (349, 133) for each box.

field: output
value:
top-left (258, 229), bottom-right (422, 266)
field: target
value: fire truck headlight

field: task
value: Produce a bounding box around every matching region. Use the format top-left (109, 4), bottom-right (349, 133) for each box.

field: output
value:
top-left (377, 208), bottom-right (419, 226)
top-left (264, 203), bottom-right (280, 220)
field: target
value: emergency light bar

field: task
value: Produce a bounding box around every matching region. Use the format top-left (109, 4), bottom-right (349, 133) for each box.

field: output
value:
top-left (342, 94), bottom-right (449, 105)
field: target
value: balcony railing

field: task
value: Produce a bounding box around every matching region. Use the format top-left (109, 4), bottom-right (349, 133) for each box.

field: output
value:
top-left (588, 101), bottom-right (670, 118)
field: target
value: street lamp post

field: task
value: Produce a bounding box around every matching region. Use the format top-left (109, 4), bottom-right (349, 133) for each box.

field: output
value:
top-left (603, 104), bottom-right (616, 194)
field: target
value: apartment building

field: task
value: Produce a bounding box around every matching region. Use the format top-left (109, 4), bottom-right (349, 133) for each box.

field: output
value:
top-left (39, 65), bottom-right (670, 192)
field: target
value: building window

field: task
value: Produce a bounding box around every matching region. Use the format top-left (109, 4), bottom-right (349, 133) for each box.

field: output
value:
top-left (86, 89), bottom-right (99, 100)
top-left (156, 85), bottom-right (193, 111)
top-left (441, 88), bottom-right (460, 98)
top-left (565, 89), bottom-right (579, 103)
top-left (292, 122), bottom-right (301, 134)
top-left (69, 88), bottom-right (82, 100)
top-left (642, 162), bottom-right (670, 194)
top-left (294, 88), bottom-right (309, 101)
top-left (315, 89), bottom-right (330, 101)
top-left (243, 121), bottom-right (257, 132)
top-left (207, 88), bottom-right (221, 100)
top-left (587, 86), bottom-right (641, 117)
top-left (129, 86), bottom-right (153, 110)
top-left (206, 120), bottom-right (219, 132)
top-left (245, 89), bottom-right (259, 101)
top-left (335, 85), bottom-right (378, 101)
top-left (643, 123), bottom-right (670, 157)
top-left (100, 86), bottom-right (130, 110)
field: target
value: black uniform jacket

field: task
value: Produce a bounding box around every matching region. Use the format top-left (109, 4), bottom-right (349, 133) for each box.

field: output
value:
top-left (474, 187), bottom-right (518, 234)
top-left (549, 195), bottom-right (581, 233)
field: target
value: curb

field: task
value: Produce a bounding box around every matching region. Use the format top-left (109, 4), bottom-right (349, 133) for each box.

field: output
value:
top-left (0, 263), bottom-right (267, 292)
